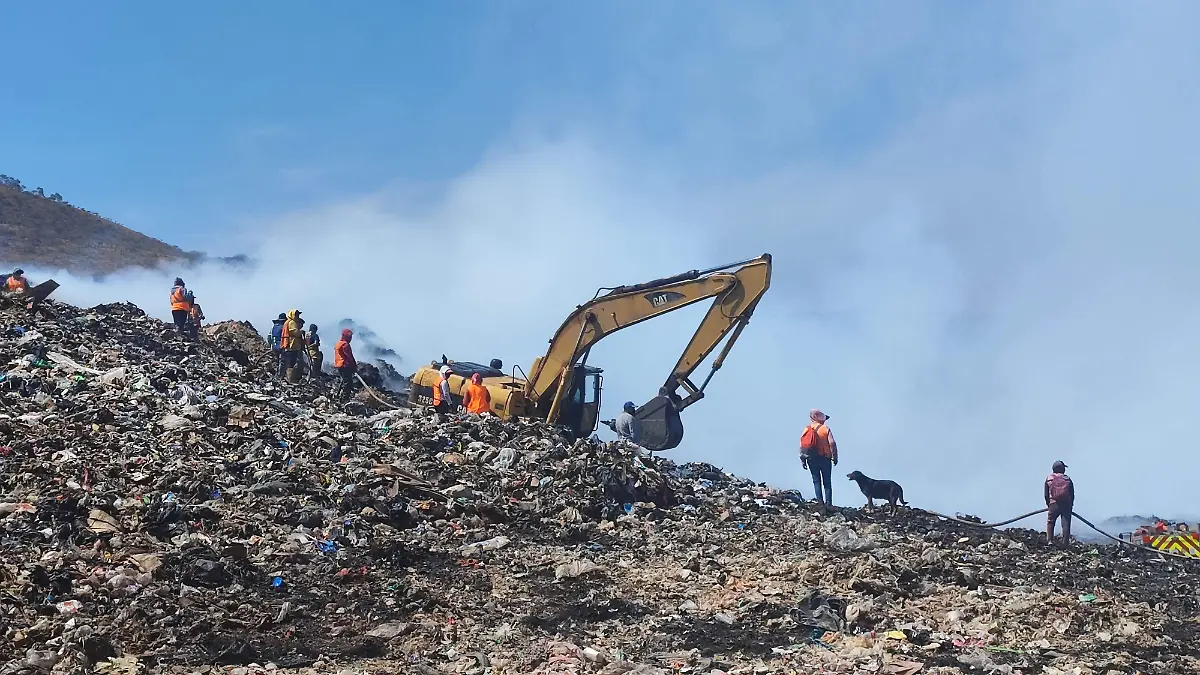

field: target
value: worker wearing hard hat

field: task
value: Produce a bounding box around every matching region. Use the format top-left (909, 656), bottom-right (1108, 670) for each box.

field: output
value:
top-left (462, 373), bottom-right (492, 415)
top-left (432, 366), bottom-right (454, 419)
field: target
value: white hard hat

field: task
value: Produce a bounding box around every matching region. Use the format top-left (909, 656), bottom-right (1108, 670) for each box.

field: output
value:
top-left (439, 366), bottom-right (451, 376)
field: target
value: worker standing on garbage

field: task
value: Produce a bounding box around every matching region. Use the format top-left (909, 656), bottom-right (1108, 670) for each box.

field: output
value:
top-left (432, 365), bottom-right (453, 419)
top-left (800, 409), bottom-right (838, 511)
top-left (186, 300), bottom-right (204, 340)
top-left (462, 372), bottom-right (492, 415)
top-left (1044, 460), bottom-right (1075, 547)
top-left (269, 313), bottom-right (285, 350)
top-left (169, 278), bottom-right (193, 334)
top-left (606, 401), bottom-right (640, 443)
top-left (333, 328), bottom-right (357, 400)
top-left (306, 324), bottom-right (323, 375)
top-left (278, 310), bottom-right (305, 380)
top-left (269, 313), bottom-right (285, 370)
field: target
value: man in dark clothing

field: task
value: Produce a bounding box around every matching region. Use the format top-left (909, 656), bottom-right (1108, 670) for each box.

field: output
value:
top-left (1045, 460), bottom-right (1075, 547)
top-left (269, 314), bottom-right (285, 350)
top-left (305, 324), bottom-right (323, 377)
top-left (269, 313), bottom-right (285, 374)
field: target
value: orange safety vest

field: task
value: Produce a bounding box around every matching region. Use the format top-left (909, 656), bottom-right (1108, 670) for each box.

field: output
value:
top-left (170, 287), bottom-right (191, 311)
top-left (463, 382), bottom-right (491, 414)
top-left (333, 339), bottom-right (352, 368)
top-left (432, 377), bottom-right (445, 406)
top-left (6, 276), bottom-right (28, 292)
top-left (801, 423), bottom-right (833, 458)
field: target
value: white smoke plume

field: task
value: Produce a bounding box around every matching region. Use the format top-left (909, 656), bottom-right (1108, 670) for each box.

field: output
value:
top-left (10, 3), bottom-right (1200, 524)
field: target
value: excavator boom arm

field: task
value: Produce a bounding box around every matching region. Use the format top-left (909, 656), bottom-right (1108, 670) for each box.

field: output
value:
top-left (524, 254), bottom-right (772, 434)
top-left (661, 257), bottom-right (771, 408)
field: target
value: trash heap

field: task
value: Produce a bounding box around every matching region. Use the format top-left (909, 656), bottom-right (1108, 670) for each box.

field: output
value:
top-left (1, 300), bottom-right (1198, 675)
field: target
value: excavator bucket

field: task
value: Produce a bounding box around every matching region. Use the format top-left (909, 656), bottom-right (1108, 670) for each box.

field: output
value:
top-left (29, 280), bottom-right (59, 305)
top-left (633, 395), bottom-right (684, 451)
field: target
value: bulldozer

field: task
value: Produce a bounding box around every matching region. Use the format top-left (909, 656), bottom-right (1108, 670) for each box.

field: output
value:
top-left (408, 254), bottom-right (772, 451)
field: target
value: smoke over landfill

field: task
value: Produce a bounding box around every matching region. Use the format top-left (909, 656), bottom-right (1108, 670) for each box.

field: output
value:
top-left (9, 3), bottom-right (1200, 523)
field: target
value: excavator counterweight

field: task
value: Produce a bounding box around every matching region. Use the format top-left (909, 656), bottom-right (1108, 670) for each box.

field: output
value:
top-left (408, 254), bottom-right (772, 450)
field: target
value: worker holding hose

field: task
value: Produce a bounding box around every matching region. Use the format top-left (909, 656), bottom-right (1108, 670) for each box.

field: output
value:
top-left (1045, 461), bottom-right (1075, 547)
top-left (333, 329), bottom-right (357, 401)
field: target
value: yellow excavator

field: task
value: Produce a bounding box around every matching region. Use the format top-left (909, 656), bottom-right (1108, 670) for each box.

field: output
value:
top-left (407, 254), bottom-right (772, 451)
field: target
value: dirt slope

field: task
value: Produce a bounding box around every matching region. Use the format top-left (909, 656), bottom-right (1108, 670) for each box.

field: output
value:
top-left (0, 184), bottom-right (197, 274)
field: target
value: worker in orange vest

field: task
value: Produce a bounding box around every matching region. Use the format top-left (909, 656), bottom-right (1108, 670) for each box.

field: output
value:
top-left (800, 409), bottom-right (838, 511)
top-left (186, 300), bottom-right (205, 340)
top-left (432, 365), bottom-right (453, 420)
top-left (5, 268), bottom-right (29, 294)
top-left (333, 328), bottom-right (357, 401)
top-left (169, 278), bottom-right (193, 334)
top-left (462, 373), bottom-right (492, 415)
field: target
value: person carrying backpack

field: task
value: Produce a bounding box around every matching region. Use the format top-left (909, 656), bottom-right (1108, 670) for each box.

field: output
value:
top-left (800, 409), bottom-right (838, 511)
top-left (1044, 460), bottom-right (1075, 547)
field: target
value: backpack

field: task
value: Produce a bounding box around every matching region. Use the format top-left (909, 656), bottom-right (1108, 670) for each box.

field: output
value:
top-left (800, 424), bottom-right (829, 458)
top-left (1047, 474), bottom-right (1072, 502)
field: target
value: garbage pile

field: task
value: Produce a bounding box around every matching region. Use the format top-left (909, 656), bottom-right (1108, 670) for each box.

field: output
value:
top-left (1, 299), bottom-right (1198, 675)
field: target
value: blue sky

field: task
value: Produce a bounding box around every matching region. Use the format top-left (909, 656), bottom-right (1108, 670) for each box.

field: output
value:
top-left (1, 2), bottom-right (1034, 251)
top-left (5, 2), bottom-right (1200, 520)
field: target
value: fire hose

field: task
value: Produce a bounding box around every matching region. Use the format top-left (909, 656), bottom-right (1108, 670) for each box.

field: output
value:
top-left (915, 506), bottom-right (1200, 561)
top-left (354, 372), bottom-right (402, 410)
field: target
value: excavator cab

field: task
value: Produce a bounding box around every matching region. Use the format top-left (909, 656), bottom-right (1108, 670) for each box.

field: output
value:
top-left (558, 365), bottom-right (603, 440)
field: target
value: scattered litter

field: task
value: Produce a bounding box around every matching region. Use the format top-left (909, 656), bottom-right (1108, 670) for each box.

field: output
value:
top-left (0, 299), bottom-right (1193, 675)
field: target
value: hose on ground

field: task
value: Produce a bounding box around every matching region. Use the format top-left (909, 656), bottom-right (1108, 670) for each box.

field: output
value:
top-left (915, 507), bottom-right (1047, 528)
top-left (916, 505), bottom-right (1199, 562)
top-left (354, 373), bottom-right (401, 410)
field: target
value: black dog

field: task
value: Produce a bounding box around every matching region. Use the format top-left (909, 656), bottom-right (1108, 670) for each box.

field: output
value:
top-left (846, 471), bottom-right (908, 515)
